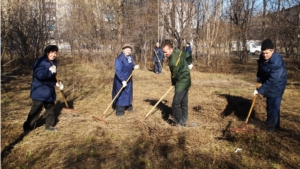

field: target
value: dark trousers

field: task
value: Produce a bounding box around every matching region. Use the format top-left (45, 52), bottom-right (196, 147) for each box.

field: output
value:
top-left (23, 99), bottom-right (56, 130)
top-left (154, 62), bottom-right (162, 73)
top-left (172, 89), bottom-right (189, 126)
top-left (265, 96), bottom-right (282, 131)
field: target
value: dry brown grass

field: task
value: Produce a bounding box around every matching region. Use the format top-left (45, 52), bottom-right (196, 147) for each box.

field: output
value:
top-left (1, 56), bottom-right (300, 169)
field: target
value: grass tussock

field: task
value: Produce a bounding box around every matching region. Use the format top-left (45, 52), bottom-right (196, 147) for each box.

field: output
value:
top-left (1, 56), bottom-right (300, 169)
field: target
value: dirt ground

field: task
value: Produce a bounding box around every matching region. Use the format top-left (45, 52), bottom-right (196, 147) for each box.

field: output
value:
top-left (1, 56), bottom-right (300, 169)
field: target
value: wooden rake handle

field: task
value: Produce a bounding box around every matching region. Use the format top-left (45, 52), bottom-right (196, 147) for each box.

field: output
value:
top-left (244, 94), bottom-right (257, 125)
top-left (101, 71), bottom-right (134, 116)
top-left (55, 75), bottom-right (69, 108)
top-left (244, 83), bottom-right (260, 125)
top-left (141, 85), bottom-right (174, 121)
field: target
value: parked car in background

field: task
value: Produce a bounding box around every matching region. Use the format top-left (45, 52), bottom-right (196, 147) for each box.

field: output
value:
top-left (247, 40), bottom-right (261, 55)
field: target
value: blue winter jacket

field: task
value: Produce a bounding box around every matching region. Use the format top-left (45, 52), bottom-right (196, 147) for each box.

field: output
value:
top-left (30, 55), bottom-right (57, 102)
top-left (112, 53), bottom-right (135, 106)
top-left (185, 46), bottom-right (192, 55)
top-left (153, 47), bottom-right (164, 62)
top-left (257, 52), bottom-right (287, 97)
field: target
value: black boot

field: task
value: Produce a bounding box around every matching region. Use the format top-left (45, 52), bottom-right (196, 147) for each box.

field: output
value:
top-left (126, 105), bottom-right (133, 112)
top-left (116, 106), bottom-right (125, 116)
top-left (23, 121), bottom-right (32, 133)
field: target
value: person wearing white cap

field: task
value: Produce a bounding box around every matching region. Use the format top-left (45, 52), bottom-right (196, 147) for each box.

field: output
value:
top-left (112, 43), bottom-right (139, 116)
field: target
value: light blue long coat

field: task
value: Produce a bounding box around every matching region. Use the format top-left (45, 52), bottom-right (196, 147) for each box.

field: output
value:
top-left (112, 53), bottom-right (135, 106)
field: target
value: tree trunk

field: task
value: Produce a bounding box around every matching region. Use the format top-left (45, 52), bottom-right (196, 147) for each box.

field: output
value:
top-left (275, 0), bottom-right (281, 50)
top-left (262, 0), bottom-right (267, 40)
top-left (117, 0), bottom-right (123, 49)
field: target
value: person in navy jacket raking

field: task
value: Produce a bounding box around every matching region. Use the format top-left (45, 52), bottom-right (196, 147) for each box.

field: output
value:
top-left (112, 43), bottom-right (139, 116)
top-left (254, 39), bottom-right (287, 132)
top-left (23, 45), bottom-right (64, 132)
top-left (153, 42), bottom-right (164, 74)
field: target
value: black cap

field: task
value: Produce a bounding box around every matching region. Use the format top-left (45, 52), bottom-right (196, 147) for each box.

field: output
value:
top-left (187, 42), bottom-right (190, 46)
top-left (261, 39), bottom-right (274, 51)
top-left (44, 45), bottom-right (58, 54)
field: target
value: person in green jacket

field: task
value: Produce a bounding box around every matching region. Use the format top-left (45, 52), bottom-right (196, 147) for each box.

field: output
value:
top-left (161, 40), bottom-right (193, 126)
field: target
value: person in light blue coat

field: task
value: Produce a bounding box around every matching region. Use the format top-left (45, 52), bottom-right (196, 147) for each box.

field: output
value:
top-left (112, 43), bottom-right (139, 116)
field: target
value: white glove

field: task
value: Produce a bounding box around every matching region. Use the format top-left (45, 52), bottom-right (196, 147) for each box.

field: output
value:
top-left (253, 90), bottom-right (258, 95)
top-left (49, 65), bottom-right (57, 74)
top-left (122, 81), bottom-right (127, 87)
top-left (134, 65), bottom-right (140, 70)
top-left (256, 77), bottom-right (261, 82)
top-left (56, 82), bottom-right (64, 90)
top-left (188, 64), bottom-right (193, 70)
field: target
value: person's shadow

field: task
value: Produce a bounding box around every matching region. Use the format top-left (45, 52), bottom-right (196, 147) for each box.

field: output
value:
top-left (143, 99), bottom-right (173, 124)
top-left (218, 94), bottom-right (260, 122)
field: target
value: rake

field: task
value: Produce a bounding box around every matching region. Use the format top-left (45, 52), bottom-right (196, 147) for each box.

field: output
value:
top-left (137, 86), bottom-right (174, 123)
top-left (56, 76), bottom-right (78, 113)
top-left (92, 72), bottom-right (134, 123)
top-left (230, 92), bottom-right (257, 133)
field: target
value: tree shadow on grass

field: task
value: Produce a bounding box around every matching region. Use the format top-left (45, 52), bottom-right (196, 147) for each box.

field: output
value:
top-left (143, 99), bottom-right (173, 124)
top-left (1, 132), bottom-right (28, 162)
top-left (57, 128), bottom-right (243, 169)
top-left (1, 104), bottom-right (63, 162)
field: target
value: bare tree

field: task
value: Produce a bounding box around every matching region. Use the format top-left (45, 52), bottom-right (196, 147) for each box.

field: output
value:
top-left (227, 0), bottom-right (257, 63)
top-left (1, 0), bottom-right (54, 68)
top-left (162, 0), bottom-right (197, 49)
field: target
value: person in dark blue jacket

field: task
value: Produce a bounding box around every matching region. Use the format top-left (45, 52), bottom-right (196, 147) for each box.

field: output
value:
top-left (112, 43), bottom-right (139, 116)
top-left (23, 45), bottom-right (64, 132)
top-left (254, 39), bottom-right (287, 132)
top-left (153, 42), bottom-right (164, 74)
top-left (185, 42), bottom-right (192, 56)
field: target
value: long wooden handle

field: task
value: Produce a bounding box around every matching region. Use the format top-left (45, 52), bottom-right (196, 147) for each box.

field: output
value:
top-left (102, 72), bottom-right (134, 115)
top-left (244, 94), bottom-right (257, 124)
top-left (60, 90), bottom-right (69, 108)
top-left (55, 75), bottom-right (69, 108)
top-left (142, 86), bottom-right (174, 121)
top-left (244, 83), bottom-right (260, 124)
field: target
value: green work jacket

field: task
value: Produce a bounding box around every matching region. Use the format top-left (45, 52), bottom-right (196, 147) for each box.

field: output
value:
top-left (168, 49), bottom-right (192, 92)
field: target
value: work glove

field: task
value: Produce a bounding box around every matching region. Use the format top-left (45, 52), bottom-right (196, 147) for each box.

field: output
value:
top-left (49, 65), bottom-right (57, 74)
top-left (56, 81), bottom-right (64, 90)
top-left (134, 65), bottom-right (140, 70)
top-left (188, 64), bottom-right (193, 70)
top-left (256, 77), bottom-right (261, 82)
top-left (122, 81), bottom-right (127, 88)
top-left (253, 89), bottom-right (258, 95)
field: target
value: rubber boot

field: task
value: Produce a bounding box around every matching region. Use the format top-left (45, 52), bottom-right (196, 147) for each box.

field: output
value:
top-left (126, 105), bottom-right (133, 112)
top-left (116, 106), bottom-right (125, 116)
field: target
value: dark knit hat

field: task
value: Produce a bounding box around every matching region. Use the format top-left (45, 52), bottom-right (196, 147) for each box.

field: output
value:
top-left (261, 39), bottom-right (274, 50)
top-left (44, 45), bottom-right (58, 54)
